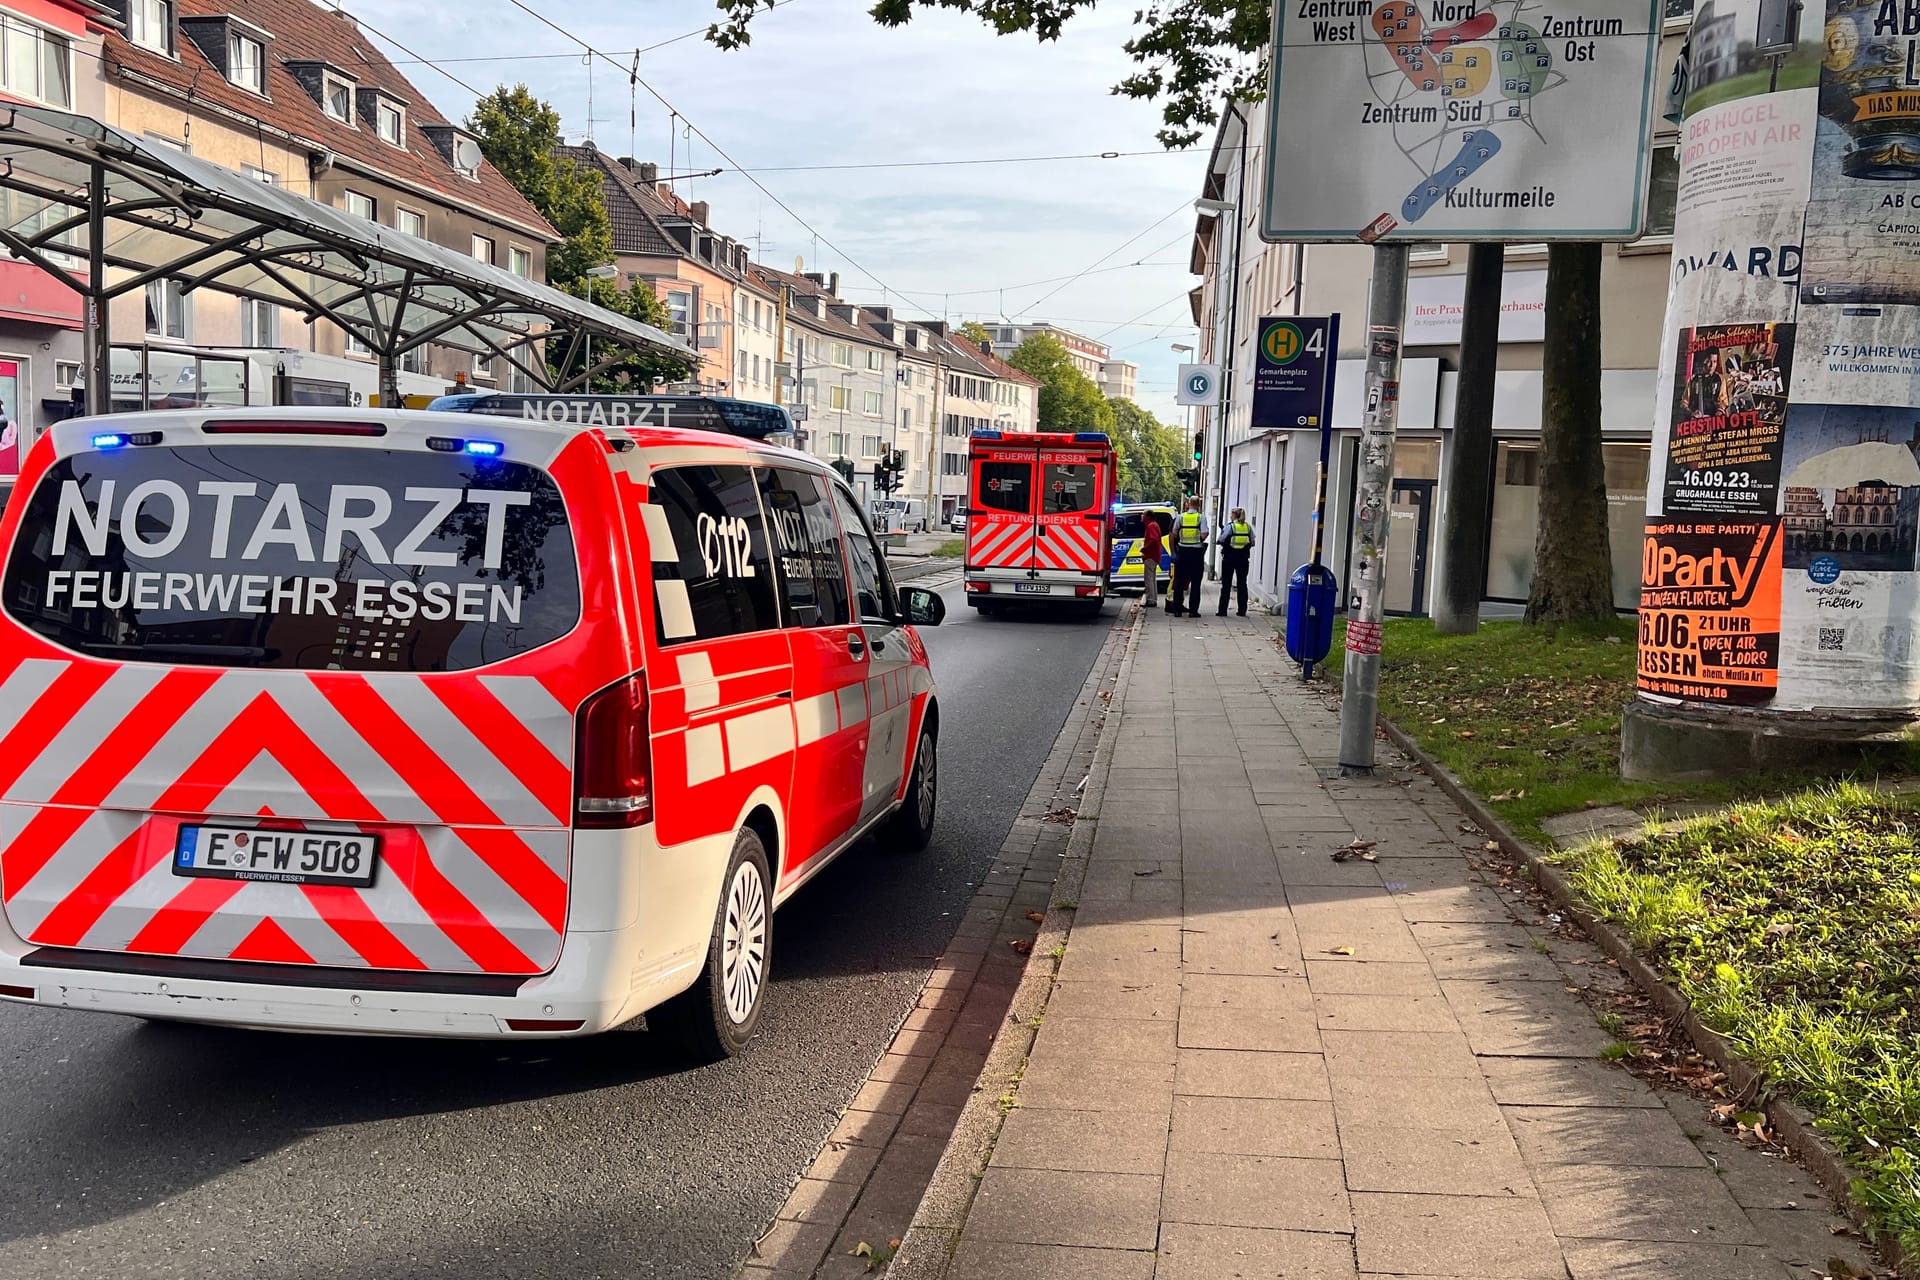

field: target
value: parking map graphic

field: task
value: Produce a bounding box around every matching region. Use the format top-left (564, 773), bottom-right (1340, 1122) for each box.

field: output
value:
top-left (1260, 0), bottom-right (1660, 243)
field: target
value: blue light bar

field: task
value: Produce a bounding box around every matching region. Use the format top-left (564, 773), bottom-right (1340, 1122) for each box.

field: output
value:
top-left (1073, 432), bottom-right (1111, 444)
top-left (969, 429), bottom-right (1003, 440)
top-left (463, 439), bottom-right (504, 457)
top-left (91, 432), bottom-right (127, 450)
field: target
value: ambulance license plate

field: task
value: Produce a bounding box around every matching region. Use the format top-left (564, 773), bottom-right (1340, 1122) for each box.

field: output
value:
top-left (1015, 583), bottom-right (1050, 595)
top-left (173, 825), bottom-right (379, 888)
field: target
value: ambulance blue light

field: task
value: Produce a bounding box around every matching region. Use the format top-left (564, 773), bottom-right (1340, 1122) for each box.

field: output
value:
top-left (1073, 432), bottom-right (1111, 444)
top-left (91, 433), bottom-right (127, 450)
top-left (463, 439), bottom-right (504, 457)
top-left (970, 429), bottom-right (1003, 440)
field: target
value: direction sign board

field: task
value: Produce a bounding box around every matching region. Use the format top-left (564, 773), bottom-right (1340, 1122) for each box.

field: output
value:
top-left (1252, 316), bottom-right (1336, 429)
top-left (1259, 0), bottom-right (1662, 243)
top-left (1175, 363), bottom-right (1221, 406)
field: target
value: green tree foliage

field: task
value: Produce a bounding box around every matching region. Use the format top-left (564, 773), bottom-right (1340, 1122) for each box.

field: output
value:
top-left (470, 86), bottom-right (613, 286)
top-left (708, 0), bottom-right (1267, 147)
top-left (956, 320), bottom-right (996, 348)
top-left (470, 85), bottom-right (690, 391)
top-left (1005, 333), bottom-right (1115, 434)
top-left (1107, 398), bottom-right (1186, 503)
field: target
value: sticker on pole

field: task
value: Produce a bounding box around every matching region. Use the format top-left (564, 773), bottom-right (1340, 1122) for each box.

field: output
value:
top-left (1346, 619), bottom-right (1384, 655)
top-left (1258, 0), bottom-right (1662, 243)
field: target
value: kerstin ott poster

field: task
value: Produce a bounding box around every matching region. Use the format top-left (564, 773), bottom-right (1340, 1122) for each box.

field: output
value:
top-left (1665, 322), bottom-right (1795, 515)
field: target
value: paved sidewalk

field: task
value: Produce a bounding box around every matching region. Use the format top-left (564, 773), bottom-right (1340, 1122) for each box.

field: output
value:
top-left (936, 610), bottom-right (1876, 1280)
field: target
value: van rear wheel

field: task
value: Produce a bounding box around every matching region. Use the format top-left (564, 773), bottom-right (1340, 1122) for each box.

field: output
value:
top-left (883, 726), bottom-right (938, 852)
top-left (652, 828), bottom-right (771, 1062)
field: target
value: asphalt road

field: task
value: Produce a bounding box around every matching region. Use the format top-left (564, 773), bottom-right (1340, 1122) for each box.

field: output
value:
top-left (0, 576), bottom-right (1114, 1280)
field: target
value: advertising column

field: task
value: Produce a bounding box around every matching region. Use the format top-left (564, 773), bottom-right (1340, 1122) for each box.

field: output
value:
top-left (1635, 0), bottom-right (1920, 751)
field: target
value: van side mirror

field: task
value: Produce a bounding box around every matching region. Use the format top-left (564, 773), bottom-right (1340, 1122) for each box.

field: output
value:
top-left (899, 586), bottom-right (945, 627)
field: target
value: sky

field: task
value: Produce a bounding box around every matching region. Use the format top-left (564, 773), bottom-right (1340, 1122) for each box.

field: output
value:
top-left (340, 0), bottom-right (1213, 422)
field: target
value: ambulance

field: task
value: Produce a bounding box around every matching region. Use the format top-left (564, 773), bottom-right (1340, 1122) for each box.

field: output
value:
top-left (962, 429), bottom-right (1115, 616)
top-left (1109, 502), bottom-right (1179, 595)
top-left (0, 407), bottom-right (945, 1059)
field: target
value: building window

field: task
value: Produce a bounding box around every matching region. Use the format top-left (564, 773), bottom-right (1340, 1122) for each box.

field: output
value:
top-left (666, 290), bottom-right (692, 338)
top-left (830, 342), bottom-right (853, 367)
top-left (866, 350), bottom-right (882, 371)
top-left (395, 207), bottom-right (424, 238)
top-left (900, 408), bottom-right (911, 432)
top-left (55, 359), bottom-right (79, 387)
top-left (1, 18), bottom-right (72, 108)
top-left (244, 164), bottom-right (277, 185)
top-left (400, 345), bottom-right (429, 375)
top-left (830, 385), bottom-right (850, 411)
top-left (144, 279), bottom-right (188, 340)
top-left (862, 434), bottom-right (883, 457)
top-left (227, 32), bottom-right (264, 93)
top-left (470, 234), bottom-right (493, 265)
top-left (128, 0), bottom-right (172, 54)
top-left (240, 298), bottom-right (278, 347)
top-left (1638, 142), bottom-right (1680, 241)
top-left (863, 390), bottom-right (883, 416)
top-left (377, 100), bottom-right (404, 146)
top-left (323, 74), bottom-right (354, 123)
top-left (345, 190), bottom-right (375, 223)
top-left (509, 246), bottom-right (532, 278)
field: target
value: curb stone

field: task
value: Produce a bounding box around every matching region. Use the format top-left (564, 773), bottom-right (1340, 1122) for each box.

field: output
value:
top-left (1376, 713), bottom-right (1917, 1280)
top-left (882, 607), bottom-right (1140, 1280)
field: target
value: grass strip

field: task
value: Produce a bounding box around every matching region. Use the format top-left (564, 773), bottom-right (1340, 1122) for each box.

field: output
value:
top-left (1324, 617), bottom-right (1866, 842)
top-left (1553, 783), bottom-right (1920, 1254)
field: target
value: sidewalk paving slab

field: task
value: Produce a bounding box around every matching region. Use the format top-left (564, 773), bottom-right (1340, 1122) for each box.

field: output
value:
top-left (888, 612), bottom-right (1879, 1280)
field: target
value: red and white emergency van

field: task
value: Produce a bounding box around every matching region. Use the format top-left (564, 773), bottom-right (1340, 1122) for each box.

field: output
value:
top-left (0, 408), bottom-right (945, 1058)
top-left (962, 430), bottom-right (1115, 616)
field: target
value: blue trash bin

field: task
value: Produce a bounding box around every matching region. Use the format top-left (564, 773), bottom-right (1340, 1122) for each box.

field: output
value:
top-left (1285, 564), bottom-right (1339, 679)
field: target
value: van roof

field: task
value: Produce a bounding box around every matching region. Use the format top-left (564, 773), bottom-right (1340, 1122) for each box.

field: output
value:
top-left (42, 406), bottom-right (828, 472)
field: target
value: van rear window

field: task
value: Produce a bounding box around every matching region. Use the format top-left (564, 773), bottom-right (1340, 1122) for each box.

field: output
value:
top-left (1, 445), bottom-right (579, 672)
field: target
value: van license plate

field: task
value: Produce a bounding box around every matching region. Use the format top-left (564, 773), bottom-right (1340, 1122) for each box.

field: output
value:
top-left (1014, 583), bottom-right (1050, 595)
top-left (173, 826), bottom-right (379, 888)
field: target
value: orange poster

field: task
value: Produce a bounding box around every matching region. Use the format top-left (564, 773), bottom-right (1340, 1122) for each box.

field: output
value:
top-left (1637, 518), bottom-right (1782, 705)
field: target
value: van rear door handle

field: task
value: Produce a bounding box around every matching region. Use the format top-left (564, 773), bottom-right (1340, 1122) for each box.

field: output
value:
top-left (775, 690), bottom-right (793, 699)
top-left (848, 634), bottom-right (866, 657)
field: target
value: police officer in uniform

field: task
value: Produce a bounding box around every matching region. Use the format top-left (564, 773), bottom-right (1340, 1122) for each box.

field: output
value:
top-left (1168, 496), bottom-right (1209, 618)
top-left (1216, 506), bottom-right (1255, 617)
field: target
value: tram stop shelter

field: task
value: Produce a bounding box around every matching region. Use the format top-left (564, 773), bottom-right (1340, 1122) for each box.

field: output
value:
top-left (0, 104), bottom-right (695, 414)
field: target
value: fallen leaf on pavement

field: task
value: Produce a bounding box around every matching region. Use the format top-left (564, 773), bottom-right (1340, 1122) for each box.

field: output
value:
top-left (1025, 910), bottom-right (1046, 924)
top-left (1331, 839), bottom-right (1379, 863)
top-left (1134, 868), bottom-right (1161, 877)
top-left (1042, 806), bottom-right (1077, 824)
top-left (1328, 945), bottom-right (1356, 956)
top-left (1009, 939), bottom-right (1033, 955)
top-left (1482, 840), bottom-right (1502, 853)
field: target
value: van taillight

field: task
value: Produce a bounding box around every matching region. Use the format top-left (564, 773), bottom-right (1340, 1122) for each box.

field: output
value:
top-left (574, 673), bottom-right (653, 828)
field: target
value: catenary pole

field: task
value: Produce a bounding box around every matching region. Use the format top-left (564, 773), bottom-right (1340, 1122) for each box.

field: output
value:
top-left (1433, 242), bottom-right (1503, 634)
top-left (1337, 242), bottom-right (1410, 773)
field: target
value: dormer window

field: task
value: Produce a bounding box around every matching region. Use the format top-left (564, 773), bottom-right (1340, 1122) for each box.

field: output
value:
top-left (227, 31), bottom-right (263, 93)
top-left (323, 74), bottom-right (352, 123)
top-left (376, 100), bottom-right (403, 146)
top-left (129, 0), bottom-right (173, 54)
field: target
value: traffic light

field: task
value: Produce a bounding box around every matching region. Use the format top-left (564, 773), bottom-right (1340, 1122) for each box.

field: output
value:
top-left (1174, 467), bottom-right (1199, 496)
top-left (832, 456), bottom-right (855, 485)
top-left (1192, 430), bottom-right (1204, 464)
top-left (876, 448), bottom-right (907, 495)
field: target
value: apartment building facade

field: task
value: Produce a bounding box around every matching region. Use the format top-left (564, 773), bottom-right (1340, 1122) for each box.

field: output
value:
top-left (0, 0), bottom-right (111, 481)
top-left (101, 0), bottom-right (556, 393)
top-left (1097, 358), bottom-right (1138, 402)
top-left (564, 147), bottom-right (748, 392)
top-left (988, 321), bottom-right (1108, 383)
top-left (1192, 17), bottom-right (1688, 615)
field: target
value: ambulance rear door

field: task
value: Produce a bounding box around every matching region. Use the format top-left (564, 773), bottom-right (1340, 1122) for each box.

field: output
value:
top-left (965, 447), bottom-right (1034, 578)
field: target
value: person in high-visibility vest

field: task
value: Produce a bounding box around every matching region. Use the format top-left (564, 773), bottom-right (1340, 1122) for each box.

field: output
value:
top-left (1168, 495), bottom-right (1209, 618)
top-left (1216, 506), bottom-right (1255, 617)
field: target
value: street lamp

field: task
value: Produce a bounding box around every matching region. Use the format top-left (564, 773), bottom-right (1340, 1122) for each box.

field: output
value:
top-left (1191, 195), bottom-right (1241, 579)
top-left (583, 264), bottom-right (619, 383)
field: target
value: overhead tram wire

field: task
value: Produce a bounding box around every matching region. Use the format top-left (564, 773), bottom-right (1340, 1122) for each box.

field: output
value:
top-left (499, 0), bottom-right (945, 316)
top-left (1016, 198), bottom-right (1196, 316)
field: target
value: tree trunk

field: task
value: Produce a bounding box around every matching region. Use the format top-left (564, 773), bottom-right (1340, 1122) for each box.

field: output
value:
top-left (1525, 242), bottom-right (1615, 627)
top-left (1434, 243), bottom-right (1503, 635)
